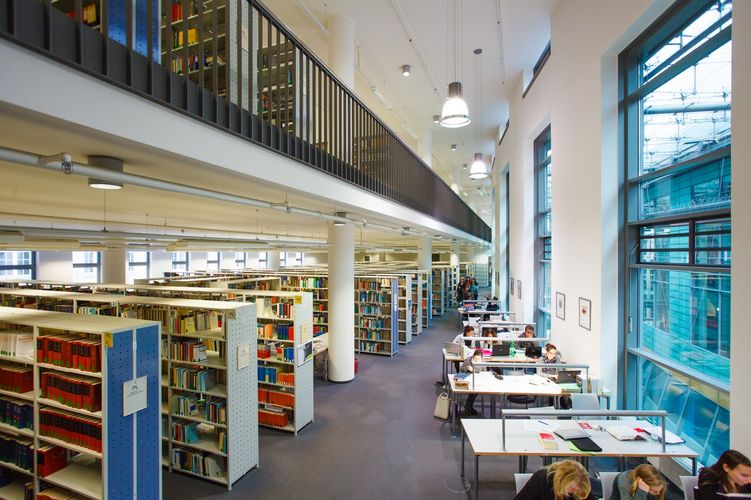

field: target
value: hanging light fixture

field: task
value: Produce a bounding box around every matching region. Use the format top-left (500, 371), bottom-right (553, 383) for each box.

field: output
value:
top-left (440, 0), bottom-right (470, 128)
top-left (87, 155), bottom-right (124, 190)
top-left (469, 48), bottom-right (488, 180)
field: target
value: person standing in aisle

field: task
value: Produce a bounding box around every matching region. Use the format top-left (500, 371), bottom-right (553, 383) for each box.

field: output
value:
top-left (456, 277), bottom-right (466, 306)
top-left (469, 278), bottom-right (479, 301)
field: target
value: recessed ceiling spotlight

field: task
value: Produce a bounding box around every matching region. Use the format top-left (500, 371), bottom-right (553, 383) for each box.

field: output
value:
top-left (401, 64), bottom-right (411, 77)
top-left (451, 144), bottom-right (457, 151)
top-left (433, 114), bottom-right (440, 124)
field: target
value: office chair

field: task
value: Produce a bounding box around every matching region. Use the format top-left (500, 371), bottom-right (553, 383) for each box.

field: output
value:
top-left (598, 471), bottom-right (619, 500)
top-left (679, 475), bottom-right (698, 500)
top-left (514, 473), bottom-right (533, 493)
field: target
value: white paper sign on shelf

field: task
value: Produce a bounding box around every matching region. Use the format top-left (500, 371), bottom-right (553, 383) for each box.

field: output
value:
top-left (123, 376), bottom-right (148, 416)
top-left (237, 343), bottom-right (250, 369)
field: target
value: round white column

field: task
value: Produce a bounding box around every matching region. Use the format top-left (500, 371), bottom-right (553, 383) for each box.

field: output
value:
top-left (327, 14), bottom-right (355, 90)
top-left (328, 221), bottom-right (355, 382)
top-left (417, 236), bottom-right (432, 271)
top-left (267, 251), bottom-right (280, 270)
top-left (449, 243), bottom-right (460, 267)
top-left (101, 248), bottom-right (126, 283)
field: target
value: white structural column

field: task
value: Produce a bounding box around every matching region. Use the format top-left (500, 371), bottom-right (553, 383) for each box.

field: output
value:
top-left (417, 236), bottom-right (432, 271)
top-left (449, 243), bottom-right (460, 267)
top-left (328, 222), bottom-right (355, 382)
top-left (327, 15), bottom-right (354, 89)
top-left (101, 248), bottom-right (126, 283)
top-left (731, 0), bottom-right (751, 455)
top-left (267, 251), bottom-right (280, 270)
top-left (150, 251), bottom-right (172, 277)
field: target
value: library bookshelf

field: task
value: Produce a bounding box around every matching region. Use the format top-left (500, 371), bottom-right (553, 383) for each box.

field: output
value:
top-left (0, 289), bottom-right (259, 490)
top-left (395, 274), bottom-right (412, 345)
top-left (0, 306), bottom-right (160, 499)
top-left (409, 272), bottom-right (423, 336)
top-left (254, 292), bottom-right (314, 435)
top-left (278, 274), bottom-right (328, 338)
top-left (431, 267), bottom-right (447, 317)
top-left (420, 270), bottom-right (431, 329)
top-left (354, 277), bottom-right (398, 356)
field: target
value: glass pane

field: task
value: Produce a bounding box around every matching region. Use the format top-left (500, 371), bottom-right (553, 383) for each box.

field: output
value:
top-left (643, 1), bottom-right (732, 83)
top-left (0, 251), bottom-right (34, 279)
top-left (72, 265), bottom-right (99, 283)
top-left (72, 251), bottom-right (98, 264)
top-left (640, 251), bottom-right (689, 264)
top-left (640, 235), bottom-right (689, 250)
top-left (641, 41), bottom-right (732, 174)
top-left (696, 219), bottom-right (730, 233)
top-left (639, 268), bottom-right (730, 382)
top-left (638, 359), bottom-right (729, 465)
top-left (127, 251), bottom-right (149, 263)
top-left (640, 158), bottom-right (731, 218)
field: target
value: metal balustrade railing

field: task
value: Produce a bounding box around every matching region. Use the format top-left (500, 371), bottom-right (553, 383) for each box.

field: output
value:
top-left (0, 0), bottom-right (491, 241)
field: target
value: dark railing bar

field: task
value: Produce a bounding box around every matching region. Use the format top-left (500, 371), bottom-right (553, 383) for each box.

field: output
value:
top-left (180, 0), bottom-right (188, 92)
top-left (146, 0), bottom-right (153, 80)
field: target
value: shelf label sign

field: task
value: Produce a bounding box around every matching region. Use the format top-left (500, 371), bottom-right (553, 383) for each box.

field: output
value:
top-left (123, 376), bottom-right (148, 416)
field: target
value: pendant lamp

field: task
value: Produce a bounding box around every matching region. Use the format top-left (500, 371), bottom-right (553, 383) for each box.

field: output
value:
top-left (469, 152), bottom-right (487, 179)
top-left (468, 49), bottom-right (487, 179)
top-left (440, 0), bottom-right (470, 128)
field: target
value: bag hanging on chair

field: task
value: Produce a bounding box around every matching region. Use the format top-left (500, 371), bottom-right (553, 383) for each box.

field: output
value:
top-left (434, 392), bottom-right (451, 420)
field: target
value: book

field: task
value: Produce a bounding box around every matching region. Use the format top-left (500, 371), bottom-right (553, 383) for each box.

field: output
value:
top-left (554, 424), bottom-right (589, 440)
top-left (606, 425), bottom-right (647, 441)
top-left (537, 432), bottom-right (558, 450)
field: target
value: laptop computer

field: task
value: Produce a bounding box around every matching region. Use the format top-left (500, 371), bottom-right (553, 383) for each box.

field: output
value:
top-left (445, 341), bottom-right (462, 356)
top-left (491, 343), bottom-right (510, 357)
top-left (525, 346), bottom-right (542, 358)
top-left (556, 370), bottom-right (581, 384)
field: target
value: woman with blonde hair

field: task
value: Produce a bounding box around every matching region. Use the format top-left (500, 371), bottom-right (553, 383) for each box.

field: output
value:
top-left (514, 460), bottom-right (597, 499)
top-left (609, 464), bottom-right (665, 499)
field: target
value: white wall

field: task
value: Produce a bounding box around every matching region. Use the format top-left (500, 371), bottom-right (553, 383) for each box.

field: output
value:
top-left (730, 0), bottom-right (751, 456)
top-left (304, 252), bottom-right (328, 265)
top-left (36, 251), bottom-right (73, 281)
top-left (220, 252), bottom-right (237, 269)
top-left (494, 0), bottom-right (673, 400)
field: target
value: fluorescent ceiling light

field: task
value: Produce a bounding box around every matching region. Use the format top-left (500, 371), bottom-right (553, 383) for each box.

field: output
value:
top-left (370, 86), bottom-right (393, 110)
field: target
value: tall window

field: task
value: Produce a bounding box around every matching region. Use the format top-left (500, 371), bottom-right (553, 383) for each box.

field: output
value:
top-left (206, 252), bottom-right (220, 271)
top-left (534, 126), bottom-right (552, 337)
top-left (126, 251), bottom-right (150, 284)
top-left (72, 252), bottom-right (100, 282)
top-left (279, 252), bottom-right (287, 267)
top-left (0, 251), bottom-right (35, 279)
top-left (234, 252), bottom-right (246, 268)
top-left (258, 252), bottom-right (267, 268)
top-left (172, 252), bottom-right (189, 272)
top-left (621, 0), bottom-right (731, 466)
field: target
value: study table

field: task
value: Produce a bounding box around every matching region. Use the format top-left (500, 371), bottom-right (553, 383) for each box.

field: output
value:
top-left (459, 412), bottom-right (698, 499)
top-left (448, 372), bottom-right (563, 432)
top-left (312, 333), bottom-right (329, 381)
top-left (441, 348), bottom-right (538, 385)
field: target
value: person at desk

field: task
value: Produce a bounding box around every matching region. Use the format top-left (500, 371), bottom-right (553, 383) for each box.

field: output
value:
top-left (517, 324), bottom-right (538, 350)
top-left (514, 460), bottom-right (599, 500)
top-left (609, 464), bottom-right (666, 500)
top-left (452, 325), bottom-right (479, 372)
top-left (486, 296), bottom-right (499, 311)
top-left (541, 344), bottom-right (563, 375)
top-left (696, 449), bottom-right (751, 499)
top-left (460, 349), bottom-right (488, 415)
top-left (481, 328), bottom-right (498, 349)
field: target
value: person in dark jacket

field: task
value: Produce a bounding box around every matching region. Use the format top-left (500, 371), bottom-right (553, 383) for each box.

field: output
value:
top-left (514, 460), bottom-right (598, 500)
top-left (609, 464), bottom-right (665, 499)
top-left (696, 449), bottom-right (751, 499)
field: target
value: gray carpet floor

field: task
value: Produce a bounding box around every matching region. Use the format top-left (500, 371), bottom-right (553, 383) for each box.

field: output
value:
top-left (162, 308), bottom-right (679, 499)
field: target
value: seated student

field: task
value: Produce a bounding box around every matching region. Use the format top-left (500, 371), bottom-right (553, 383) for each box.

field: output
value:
top-left (697, 449), bottom-right (751, 499)
top-left (486, 296), bottom-right (499, 311)
top-left (452, 325), bottom-right (478, 371)
top-left (460, 349), bottom-right (487, 415)
top-left (517, 324), bottom-right (537, 350)
top-left (481, 328), bottom-right (498, 350)
top-left (609, 464), bottom-right (666, 500)
top-left (541, 343), bottom-right (563, 375)
top-left (514, 460), bottom-right (598, 500)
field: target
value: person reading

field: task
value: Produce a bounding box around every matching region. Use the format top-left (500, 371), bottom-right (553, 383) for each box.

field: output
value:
top-left (514, 460), bottom-right (599, 500)
top-left (460, 349), bottom-right (487, 415)
top-left (451, 325), bottom-right (478, 371)
top-left (697, 449), bottom-right (751, 499)
top-left (517, 324), bottom-right (537, 350)
top-left (609, 464), bottom-right (666, 499)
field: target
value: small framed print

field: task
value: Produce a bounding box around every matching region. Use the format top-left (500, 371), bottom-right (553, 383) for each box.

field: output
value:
top-left (556, 292), bottom-right (566, 320)
top-left (510, 277), bottom-right (515, 296)
top-left (516, 280), bottom-right (522, 300)
top-left (579, 297), bottom-right (591, 331)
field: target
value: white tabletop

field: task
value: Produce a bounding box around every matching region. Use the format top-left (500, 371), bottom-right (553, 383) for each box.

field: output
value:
top-left (449, 372), bottom-right (563, 396)
top-left (461, 418), bottom-right (698, 459)
top-left (313, 333), bottom-right (329, 354)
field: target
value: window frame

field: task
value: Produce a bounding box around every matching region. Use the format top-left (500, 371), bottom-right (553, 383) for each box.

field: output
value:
top-left (72, 251), bottom-right (101, 282)
top-left (126, 251), bottom-right (151, 283)
top-left (171, 251), bottom-right (189, 272)
top-left (206, 252), bottom-right (221, 271)
top-left (534, 126), bottom-right (552, 337)
top-left (0, 251), bottom-right (36, 280)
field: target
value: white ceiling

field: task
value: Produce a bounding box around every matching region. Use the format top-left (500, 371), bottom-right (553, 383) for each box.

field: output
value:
top-left (262, 0), bottom-right (557, 221)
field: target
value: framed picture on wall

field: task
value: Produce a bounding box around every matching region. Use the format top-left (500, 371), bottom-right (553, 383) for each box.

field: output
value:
top-left (556, 292), bottom-right (566, 320)
top-left (516, 280), bottom-right (522, 300)
top-left (579, 297), bottom-right (591, 330)
top-left (510, 277), bottom-right (515, 296)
